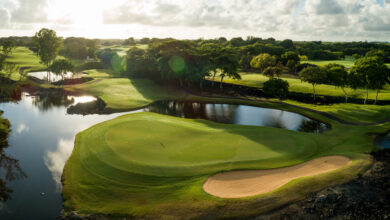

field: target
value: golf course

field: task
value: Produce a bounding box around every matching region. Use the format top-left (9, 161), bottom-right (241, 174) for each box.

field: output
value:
top-left (1, 27), bottom-right (390, 219)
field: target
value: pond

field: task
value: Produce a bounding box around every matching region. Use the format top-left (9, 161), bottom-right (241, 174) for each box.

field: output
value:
top-left (28, 71), bottom-right (85, 82)
top-left (0, 93), bottom-right (327, 219)
top-left (144, 101), bottom-right (329, 133)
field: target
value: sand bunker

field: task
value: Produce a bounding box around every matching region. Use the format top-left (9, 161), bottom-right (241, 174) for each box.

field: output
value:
top-left (203, 156), bottom-right (351, 198)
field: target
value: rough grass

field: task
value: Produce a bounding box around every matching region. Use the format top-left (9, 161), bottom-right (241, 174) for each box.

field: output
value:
top-left (62, 107), bottom-right (389, 219)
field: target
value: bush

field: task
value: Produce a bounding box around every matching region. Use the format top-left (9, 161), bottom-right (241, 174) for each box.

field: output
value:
top-left (263, 78), bottom-right (289, 99)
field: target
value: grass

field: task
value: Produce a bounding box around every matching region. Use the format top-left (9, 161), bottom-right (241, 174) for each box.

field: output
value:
top-left (66, 71), bottom-right (185, 110)
top-left (283, 100), bottom-right (390, 124)
top-left (302, 56), bottom-right (356, 68)
top-left (82, 69), bottom-right (121, 78)
top-left (212, 73), bottom-right (390, 101)
top-left (62, 101), bottom-right (390, 219)
top-left (302, 57), bottom-right (390, 68)
top-left (2, 47), bottom-right (45, 80)
top-left (0, 112), bottom-right (10, 147)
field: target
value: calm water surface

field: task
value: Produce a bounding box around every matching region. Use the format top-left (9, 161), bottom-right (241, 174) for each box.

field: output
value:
top-left (0, 94), bottom-right (327, 219)
top-left (28, 71), bottom-right (85, 82)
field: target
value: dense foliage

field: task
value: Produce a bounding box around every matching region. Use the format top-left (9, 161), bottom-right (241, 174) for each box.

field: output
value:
top-left (60, 37), bottom-right (99, 60)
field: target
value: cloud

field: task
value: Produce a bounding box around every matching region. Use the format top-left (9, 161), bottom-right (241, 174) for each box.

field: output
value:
top-left (0, 0), bottom-right (390, 41)
top-left (0, 8), bottom-right (11, 28)
top-left (11, 0), bottom-right (49, 23)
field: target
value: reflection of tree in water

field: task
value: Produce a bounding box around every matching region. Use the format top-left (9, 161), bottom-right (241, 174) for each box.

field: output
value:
top-left (32, 89), bottom-right (74, 111)
top-left (0, 77), bottom-right (21, 103)
top-left (298, 119), bottom-right (328, 133)
top-left (147, 101), bottom-right (208, 119)
top-left (147, 101), bottom-right (239, 124)
top-left (0, 116), bottom-right (26, 202)
top-left (206, 104), bottom-right (237, 124)
top-left (263, 111), bottom-right (287, 129)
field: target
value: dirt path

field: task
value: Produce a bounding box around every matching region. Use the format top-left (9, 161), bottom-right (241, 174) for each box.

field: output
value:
top-left (203, 156), bottom-right (351, 199)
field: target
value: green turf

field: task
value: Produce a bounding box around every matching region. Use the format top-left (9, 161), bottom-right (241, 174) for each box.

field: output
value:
top-left (63, 108), bottom-right (388, 219)
top-left (1, 47), bottom-right (45, 80)
top-left (82, 69), bottom-right (121, 78)
top-left (283, 100), bottom-right (390, 124)
top-left (66, 75), bottom-right (184, 110)
top-left (212, 73), bottom-right (390, 101)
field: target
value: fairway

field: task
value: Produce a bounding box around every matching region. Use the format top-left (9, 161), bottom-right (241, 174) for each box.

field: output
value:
top-left (63, 111), bottom-right (386, 219)
top-left (66, 75), bottom-right (184, 110)
top-left (2, 47), bottom-right (45, 80)
top-left (212, 73), bottom-right (390, 101)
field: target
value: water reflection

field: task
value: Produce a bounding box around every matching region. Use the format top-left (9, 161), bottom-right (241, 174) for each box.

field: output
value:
top-left (0, 77), bottom-right (21, 103)
top-left (28, 71), bottom-right (84, 83)
top-left (145, 101), bottom-right (329, 133)
top-left (29, 90), bottom-right (97, 111)
top-left (0, 127), bottom-right (26, 203)
top-left (0, 93), bottom-right (134, 219)
top-left (44, 138), bottom-right (74, 190)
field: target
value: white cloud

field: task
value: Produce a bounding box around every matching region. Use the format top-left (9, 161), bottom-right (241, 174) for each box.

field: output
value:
top-left (0, 0), bottom-right (389, 41)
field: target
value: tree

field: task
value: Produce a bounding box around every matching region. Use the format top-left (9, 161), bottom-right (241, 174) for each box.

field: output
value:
top-left (299, 66), bottom-right (326, 101)
top-left (49, 59), bottom-right (74, 82)
top-left (262, 65), bottom-right (284, 78)
top-left (280, 39), bottom-right (294, 50)
top-left (281, 51), bottom-right (300, 65)
top-left (33, 28), bottom-right (62, 80)
top-left (123, 37), bottom-right (136, 46)
top-left (351, 56), bottom-right (390, 104)
top-left (325, 64), bottom-right (349, 103)
top-left (0, 40), bottom-right (16, 57)
top-left (263, 78), bottom-right (289, 99)
top-left (216, 49), bottom-right (240, 88)
top-left (250, 53), bottom-right (276, 72)
top-left (239, 53), bottom-right (252, 70)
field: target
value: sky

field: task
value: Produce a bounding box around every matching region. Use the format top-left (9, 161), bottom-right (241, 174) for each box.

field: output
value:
top-left (0, 0), bottom-right (389, 41)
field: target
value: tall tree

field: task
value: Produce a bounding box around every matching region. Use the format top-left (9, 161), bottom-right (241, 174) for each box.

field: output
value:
top-left (299, 66), bottom-right (326, 101)
top-left (351, 56), bottom-right (390, 104)
top-left (325, 64), bottom-right (350, 103)
top-left (33, 28), bottom-right (62, 79)
top-left (217, 51), bottom-right (240, 88)
top-left (49, 59), bottom-right (74, 82)
top-left (250, 53), bottom-right (276, 72)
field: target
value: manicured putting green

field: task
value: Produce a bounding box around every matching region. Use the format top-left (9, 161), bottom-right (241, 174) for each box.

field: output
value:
top-left (63, 111), bottom-right (385, 218)
top-left (74, 112), bottom-right (318, 176)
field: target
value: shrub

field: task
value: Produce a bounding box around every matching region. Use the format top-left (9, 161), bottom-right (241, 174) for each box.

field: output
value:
top-left (263, 78), bottom-right (289, 99)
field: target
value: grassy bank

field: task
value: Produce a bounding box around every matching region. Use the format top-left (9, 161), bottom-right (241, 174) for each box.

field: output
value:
top-left (212, 73), bottom-right (390, 101)
top-left (66, 70), bottom-right (187, 110)
top-left (2, 47), bottom-right (45, 80)
top-left (0, 112), bottom-right (10, 147)
top-left (62, 103), bottom-right (388, 219)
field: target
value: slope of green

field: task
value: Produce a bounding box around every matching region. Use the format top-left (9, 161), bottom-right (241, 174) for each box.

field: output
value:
top-left (2, 47), bottom-right (45, 80)
top-left (63, 111), bottom-right (387, 219)
top-left (67, 76), bottom-right (184, 110)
